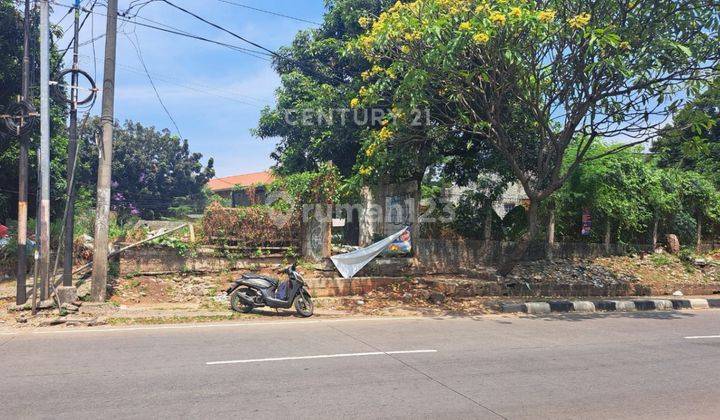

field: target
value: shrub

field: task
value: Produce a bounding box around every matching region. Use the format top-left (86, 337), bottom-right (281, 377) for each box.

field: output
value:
top-left (202, 202), bottom-right (299, 246)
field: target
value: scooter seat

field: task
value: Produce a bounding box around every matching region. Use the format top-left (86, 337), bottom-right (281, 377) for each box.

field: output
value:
top-left (241, 273), bottom-right (279, 286)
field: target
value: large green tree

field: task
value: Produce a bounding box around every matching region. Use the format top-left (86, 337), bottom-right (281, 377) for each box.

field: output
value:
top-left (555, 144), bottom-right (653, 248)
top-left (355, 0), bottom-right (720, 274)
top-left (255, 0), bottom-right (397, 177)
top-left (0, 0), bottom-right (68, 223)
top-left (75, 118), bottom-right (215, 220)
top-left (653, 85), bottom-right (720, 184)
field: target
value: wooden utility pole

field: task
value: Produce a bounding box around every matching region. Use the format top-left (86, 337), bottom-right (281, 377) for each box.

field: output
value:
top-left (63, 0), bottom-right (81, 287)
top-left (16, 0), bottom-right (31, 305)
top-left (38, 0), bottom-right (51, 300)
top-left (91, 0), bottom-right (119, 301)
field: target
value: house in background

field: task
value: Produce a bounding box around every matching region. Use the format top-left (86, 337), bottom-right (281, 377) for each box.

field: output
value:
top-left (208, 171), bottom-right (275, 207)
top-left (442, 181), bottom-right (530, 219)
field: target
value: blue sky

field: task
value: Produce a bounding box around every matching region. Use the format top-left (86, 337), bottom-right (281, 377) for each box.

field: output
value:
top-left (52, 0), bottom-right (326, 177)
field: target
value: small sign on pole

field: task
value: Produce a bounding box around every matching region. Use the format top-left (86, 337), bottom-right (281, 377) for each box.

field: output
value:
top-left (581, 208), bottom-right (592, 236)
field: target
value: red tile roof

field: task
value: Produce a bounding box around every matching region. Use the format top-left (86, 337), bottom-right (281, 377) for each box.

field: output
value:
top-left (208, 171), bottom-right (275, 192)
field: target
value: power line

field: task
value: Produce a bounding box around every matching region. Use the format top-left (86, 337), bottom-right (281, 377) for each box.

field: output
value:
top-left (125, 32), bottom-right (184, 139)
top-left (76, 53), bottom-right (269, 107)
top-left (159, 0), bottom-right (280, 58)
top-left (155, 0), bottom-right (350, 89)
top-left (214, 0), bottom-right (322, 26)
top-left (50, 1), bottom-right (274, 61)
top-left (53, 1), bottom-right (97, 74)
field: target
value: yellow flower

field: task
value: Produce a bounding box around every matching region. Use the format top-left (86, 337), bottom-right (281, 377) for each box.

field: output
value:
top-left (359, 36), bottom-right (374, 51)
top-left (365, 143), bottom-right (377, 157)
top-left (378, 126), bottom-right (394, 141)
top-left (358, 16), bottom-right (371, 28)
top-left (538, 10), bottom-right (556, 23)
top-left (619, 41), bottom-right (630, 50)
top-left (359, 86), bottom-right (368, 97)
top-left (404, 31), bottom-right (420, 42)
top-left (359, 166), bottom-right (372, 176)
top-left (475, 4), bottom-right (488, 14)
top-left (350, 98), bottom-right (360, 108)
top-left (400, 45), bottom-right (411, 54)
top-left (459, 21), bottom-right (472, 31)
top-left (489, 12), bottom-right (506, 26)
top-left (473, 32), bottom-right (490, 44)
top-left (509, 7), bottom-right (522, 18)
top-left (568, 13), bottom-right (591, 29)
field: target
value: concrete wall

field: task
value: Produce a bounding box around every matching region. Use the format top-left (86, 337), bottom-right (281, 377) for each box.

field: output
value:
top-left (360, 180), bottom-right (419, 247)
top-left (119, 246), bottom-right (288, 276)
top-left (120, 239), bottom-right (652, 278)
top-left (301, 214), bottom-right (331, 262)
top-left (414, 239), bottom-right (654, 274)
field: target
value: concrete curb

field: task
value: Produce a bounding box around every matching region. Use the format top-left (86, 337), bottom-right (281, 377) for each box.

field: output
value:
top-left (501, 298), bottom-right (715, 314)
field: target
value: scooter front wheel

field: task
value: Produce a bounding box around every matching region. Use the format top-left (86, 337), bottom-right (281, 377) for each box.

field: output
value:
top-left (230, 289), bottom-right (255, 313)
top-left (294, 293), bottom-right (314, 317)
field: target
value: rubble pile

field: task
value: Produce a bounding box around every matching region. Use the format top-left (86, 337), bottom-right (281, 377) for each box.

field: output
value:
top-left (506, 259), bottom-right (639, 289)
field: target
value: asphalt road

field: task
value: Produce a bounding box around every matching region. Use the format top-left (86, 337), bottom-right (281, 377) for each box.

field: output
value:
top-left (2, 311), bottom-right (720, 419)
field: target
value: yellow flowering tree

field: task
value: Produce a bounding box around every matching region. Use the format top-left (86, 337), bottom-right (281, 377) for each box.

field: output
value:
top-left (355, 0), bottom-right (720, 274)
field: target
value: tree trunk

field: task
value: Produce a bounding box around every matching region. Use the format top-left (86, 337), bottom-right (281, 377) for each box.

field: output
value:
top-left (546, 204), bottom-right (556, 260)
top-left (696, 214), bottom-right (703, 253)
top-left (483, 200), bottom-right (493, 245)
top-left (604, 220), bottom-right (611, 254)
top-left (652, 216), bottom-right (659, 249)
top-left (547, 205), bottom-right (555, 245)
top-left (497, 200), bottom-right (540, 276)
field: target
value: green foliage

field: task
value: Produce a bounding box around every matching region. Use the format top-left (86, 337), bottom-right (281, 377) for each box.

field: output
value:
top-left (649, 253), bottom-right (673, 266)
top-left (255, 0), bottom-right (398, 177)
top-left (654, 84), bottom-right (720, 184)
top-left (449, 191), bottom-right (503, 240)
top-left (354, 0), bottom-right (719, 256)
top-left (0, 1), bottom-right (69, 223)
top-left (558, 143), bottom-right (652, 238)
top-left (74, 117), bottom-right (215, 220)
top-left (150, 231), bottom-right (193, 257)
top-left (268, 161), bottom-right (344, 209)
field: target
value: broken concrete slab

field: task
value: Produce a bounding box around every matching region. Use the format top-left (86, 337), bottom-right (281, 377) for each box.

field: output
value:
top-left (55, 286), bottom-right (78, 306)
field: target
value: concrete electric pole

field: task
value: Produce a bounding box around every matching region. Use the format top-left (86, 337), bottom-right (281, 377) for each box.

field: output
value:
top-left (91, 0), bottom-right (119, 301)
top-left (16, 0), bottom-right (31, 305)
top-left (38, 0), bottom-right (51, 301)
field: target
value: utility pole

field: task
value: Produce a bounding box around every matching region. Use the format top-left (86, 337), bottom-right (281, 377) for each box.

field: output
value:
top-left (16, 0), bottom-right (31, 305)
top-left (38, 0), bottom-right (51, 301)
top-left (91, 0), bottom-right (118, 302)
top-left (63, 0), bottom-right (81, 287)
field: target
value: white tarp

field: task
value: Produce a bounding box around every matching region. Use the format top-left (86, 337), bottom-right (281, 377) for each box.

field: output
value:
top-left (330, 226), bottom-right (409, 279)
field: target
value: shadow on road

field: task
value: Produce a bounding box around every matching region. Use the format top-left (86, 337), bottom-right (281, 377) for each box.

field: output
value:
top-left (525, 310), bottom-right (697, 322)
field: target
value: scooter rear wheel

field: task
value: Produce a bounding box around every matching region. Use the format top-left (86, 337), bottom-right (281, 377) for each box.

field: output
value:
top-left (294, 293), bottom-right (314, 317)
top-left (230, 289), bottom-right (254, 313)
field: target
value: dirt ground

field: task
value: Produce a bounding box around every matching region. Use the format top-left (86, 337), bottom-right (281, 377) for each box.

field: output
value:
top-left (2, 251), bottom-right (719, 329)
top-left (594, 250), bottom-right (720, 294)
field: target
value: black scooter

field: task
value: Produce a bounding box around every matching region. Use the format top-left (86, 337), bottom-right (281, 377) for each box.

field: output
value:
top-left (226, 264), bottom-right (313, 317)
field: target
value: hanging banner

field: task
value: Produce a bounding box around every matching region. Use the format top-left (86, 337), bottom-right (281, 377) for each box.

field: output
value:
top-left (384, 227), bottom-right (412, 256)
top-left (581, 208), bottom-right (592, 236)
top-left (331, 226), bottom-right (410, 279)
